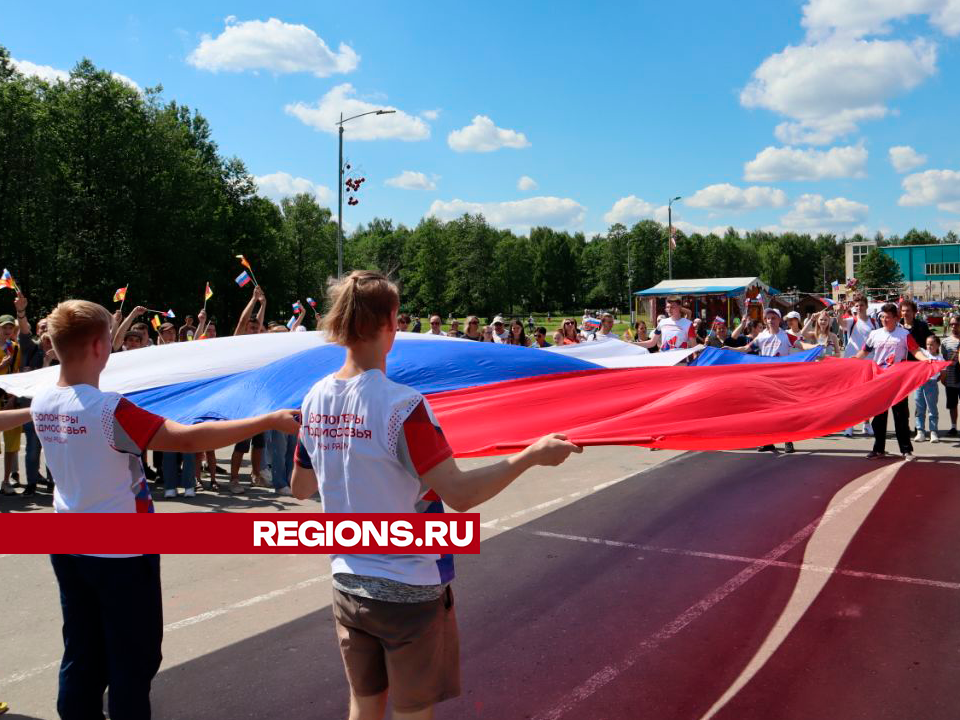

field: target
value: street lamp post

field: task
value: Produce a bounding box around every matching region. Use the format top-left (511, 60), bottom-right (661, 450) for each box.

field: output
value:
top-left (667, 195), bottom-right (682, 280)
top-left (336, 109), bottom-right (396, 278)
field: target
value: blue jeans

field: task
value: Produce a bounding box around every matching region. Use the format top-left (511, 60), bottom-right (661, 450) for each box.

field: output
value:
top-left (24, 421), bottom-right (42, 490)
top-left (915, 378), bottom-right (940, 432)
top-left (267, 430), bottom-right (295, 489)
top-left (162, 452), bottom-right (196, 491)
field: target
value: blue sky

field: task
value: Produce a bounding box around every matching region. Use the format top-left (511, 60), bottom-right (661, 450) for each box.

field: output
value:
top-left (6, 1), bottom-right (960, 238)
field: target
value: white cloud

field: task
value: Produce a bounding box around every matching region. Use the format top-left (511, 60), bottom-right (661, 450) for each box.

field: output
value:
top-left (420, 109), bottom-right (440, 120)
top-left (427, 196), bottom-right (584, 232)
top-left (744, 145), bottom-right (867, 182)
top-left (603, 195), bottom-right (657, 225)
top-left (741, 37), bottom-right (936, 144)
top-left (898, 169), bottom-right (960, 212)
top-left (802, 0), bottom-right (960, 40)
top-left (517, 175), bottom-right (538, 192)
top-left (11, 58), bottom-right (140, 91)
top-left (187, 17), bottom-right (358, 77)
top-left (447, 115), bottom-right (530, 153)
top-left (889, 145), bottom-right (928, 173)
top-left (685, 183), bottom-right (787, 211)
top-left (385, 171), bottom-right (436, 191)
top-left (11, 58), bottom-right (69, 83)
top-left (285, 84), bottom-right (429, 141)
top-left (254, 171), bottom-right (331, 205)
top-left (779, 193), bottom-right (869, 231)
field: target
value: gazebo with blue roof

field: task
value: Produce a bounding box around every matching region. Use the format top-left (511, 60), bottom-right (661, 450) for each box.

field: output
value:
top-left (634, 277), bottom-right (779, 325)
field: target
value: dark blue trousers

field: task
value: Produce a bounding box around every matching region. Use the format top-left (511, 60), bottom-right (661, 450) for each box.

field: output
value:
top-left (50, 554), bottom-right (163, 720)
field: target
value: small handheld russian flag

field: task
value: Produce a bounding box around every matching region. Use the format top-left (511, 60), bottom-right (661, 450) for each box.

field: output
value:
top-left (292, 301), bottom-right (303, 314)
top-left (236, 271), bottom-right (252, 287)
top-left (165, 309), bottom-right (175, 319)
top-left (831, 279), bottom-right (840, 289)
top-left (306, 297), bottom-right (317, 308)
top-left (0, 269), bottom-right (17, 290)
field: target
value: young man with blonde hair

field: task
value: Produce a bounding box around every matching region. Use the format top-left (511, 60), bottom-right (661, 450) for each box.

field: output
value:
top-left (33, 299), bottom-right (299, 719)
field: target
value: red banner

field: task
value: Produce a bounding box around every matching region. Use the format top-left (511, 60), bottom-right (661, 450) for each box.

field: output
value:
top-left (0, 513), bottom-right (481, 554)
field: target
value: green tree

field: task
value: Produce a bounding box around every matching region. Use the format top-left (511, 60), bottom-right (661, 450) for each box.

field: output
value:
top-left (856, 248), bottom-right (904, 291)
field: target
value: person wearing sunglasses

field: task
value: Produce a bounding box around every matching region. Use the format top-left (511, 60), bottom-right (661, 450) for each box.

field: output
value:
top-left (462, 316), bottom-right (483, 341)
top-left (397, 313), bottom-right (411, 332)
top-left (943, 316), bottom-right (960, 436)
top-left (557, 318), bottom-right (581, 345)
top-left (427, 315), bottom-right (444, 335)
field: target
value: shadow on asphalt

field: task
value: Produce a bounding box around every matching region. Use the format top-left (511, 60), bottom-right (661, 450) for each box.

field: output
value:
top-left (145, 451), bottom-right (960, 719)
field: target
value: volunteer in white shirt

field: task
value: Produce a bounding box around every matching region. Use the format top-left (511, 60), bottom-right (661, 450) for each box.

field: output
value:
top-left (839, 293), bottom-right (878, 437)
top-left (637, 298), bottom-right (698, 351)
top-left (291, 270), bottom-right (581, 719)
top-left (855, 302), bottom-right (933, 459)
top-left (33, 299), bottom-right (299, 719)
top-left (732, 307), bottom-right (806, 453)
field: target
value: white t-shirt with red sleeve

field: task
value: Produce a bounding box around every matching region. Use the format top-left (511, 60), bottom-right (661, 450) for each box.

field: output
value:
top-left (295, 369), bottom-right (455, 599)
top-left (864, 326), bottom-right (919, 369)
top-left (31, 383), bottom-right (164, 558)
top-left (654, 317), bottom-right (696, 351)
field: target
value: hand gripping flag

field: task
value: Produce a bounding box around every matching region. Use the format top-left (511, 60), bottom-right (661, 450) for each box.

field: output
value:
top-left (113, 285), bottom-right (128, 303)
top-left (236, 271), bottom-right (252, 288)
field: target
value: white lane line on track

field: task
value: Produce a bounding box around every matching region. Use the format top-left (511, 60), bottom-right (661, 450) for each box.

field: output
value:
top-left (3, 452), bottom-right (692, 688)
top-left (529, 530), bottom-right (960, 591)
top-left (530, 461), bottom-right (903, 720)
top-left (1, 573), bottom-right (332, 688)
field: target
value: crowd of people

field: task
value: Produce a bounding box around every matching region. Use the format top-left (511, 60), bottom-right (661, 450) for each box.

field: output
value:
top-left (1, 289), bottom-right (959, 501)
top-left (1, 274), bottom-right (959, 719)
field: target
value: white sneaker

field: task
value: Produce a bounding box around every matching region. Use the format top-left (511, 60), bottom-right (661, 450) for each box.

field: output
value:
top-left (843, 427), bottom-right (853, 437)
top-left (184, 487), bottom-right (196, 498)
top-left (931, 431), bottom-right (940, 443)
top-left (163, 489), bottom-right (177, 498)
top-left (915, 430), bottom-right (926, 443)
top-left (275, 486), bottom-right (293, 496)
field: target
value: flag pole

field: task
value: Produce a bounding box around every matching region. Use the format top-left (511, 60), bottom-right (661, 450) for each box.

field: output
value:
top-left (119, 284), bottom-right (128, 315)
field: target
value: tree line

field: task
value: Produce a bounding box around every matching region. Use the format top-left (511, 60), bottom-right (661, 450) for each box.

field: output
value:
top-left (1, 48), bottom-right (955, 329)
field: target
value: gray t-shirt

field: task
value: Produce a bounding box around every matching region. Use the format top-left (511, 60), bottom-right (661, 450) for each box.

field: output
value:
top-left (942, 335), bottom-right (960, 388)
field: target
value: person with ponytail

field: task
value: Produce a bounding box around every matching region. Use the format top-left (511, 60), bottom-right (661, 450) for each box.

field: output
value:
top-left (291, 271), bottom-right (581, 719)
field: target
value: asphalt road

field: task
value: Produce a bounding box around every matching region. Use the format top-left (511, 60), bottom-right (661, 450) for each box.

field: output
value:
top-left (1, 412), bottom-right (959, 719)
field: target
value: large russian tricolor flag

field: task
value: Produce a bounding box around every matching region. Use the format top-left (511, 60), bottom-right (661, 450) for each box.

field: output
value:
top-left (0, 334), bottom-right (943, 455)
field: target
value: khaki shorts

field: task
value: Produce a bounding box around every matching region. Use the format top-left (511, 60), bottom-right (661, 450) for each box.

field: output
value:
top-left (332, 585), bottom-right (460, 713)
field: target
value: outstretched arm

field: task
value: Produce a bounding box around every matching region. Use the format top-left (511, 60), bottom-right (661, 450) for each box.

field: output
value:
top-left (234, 286), bottom-right (263, 336)
top-left (148, 409), bottom-right (299, 453)
top-left (112, 306), bottom-right (146, 351)
top-left (0, 408), bottom-right (31, 431)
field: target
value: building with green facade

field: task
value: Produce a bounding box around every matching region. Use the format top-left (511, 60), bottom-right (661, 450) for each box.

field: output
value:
top-left (845, 241), bottom-right (960, 298)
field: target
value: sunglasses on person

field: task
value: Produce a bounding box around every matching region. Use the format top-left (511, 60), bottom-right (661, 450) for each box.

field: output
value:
top-left (430, 321), bottom-right (440, 326)
top-left (563, 321), bottom-right (574, 326)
